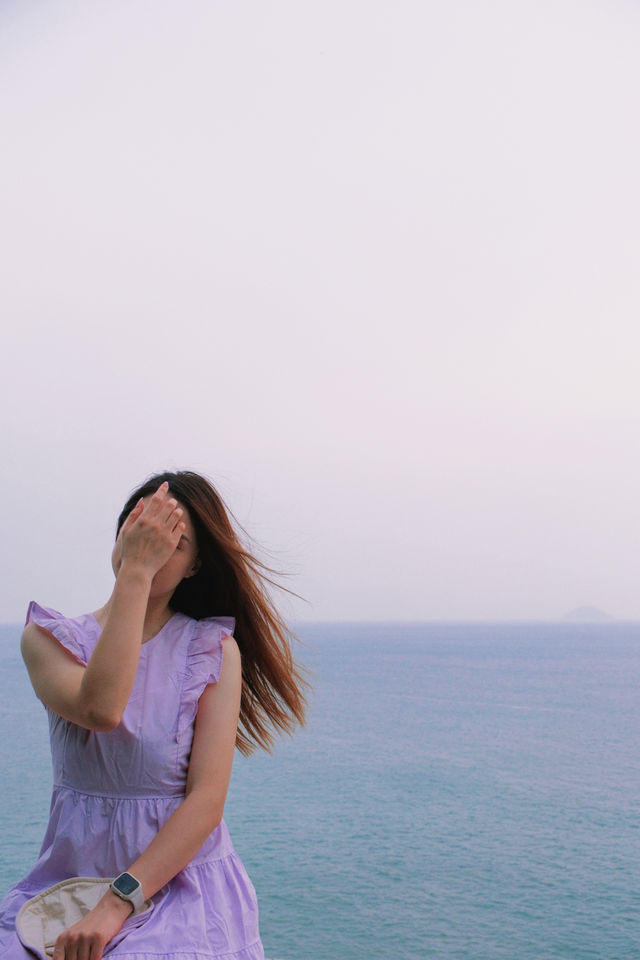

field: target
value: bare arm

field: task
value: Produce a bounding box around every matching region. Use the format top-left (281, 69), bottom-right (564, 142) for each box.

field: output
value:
top-left (52, 636), bottom-right (242, 960)
top-left (22, 484), bottom-right (186, 731)
top-left (22, 565), bottom-right (151, 730)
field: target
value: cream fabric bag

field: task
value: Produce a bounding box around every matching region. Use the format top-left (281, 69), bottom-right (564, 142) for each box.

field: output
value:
top-left (16, 877), bottom-right (153, 959)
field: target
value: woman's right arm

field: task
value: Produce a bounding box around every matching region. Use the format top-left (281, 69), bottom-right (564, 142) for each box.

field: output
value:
top-left (21, 483), bottom-right (185, 731)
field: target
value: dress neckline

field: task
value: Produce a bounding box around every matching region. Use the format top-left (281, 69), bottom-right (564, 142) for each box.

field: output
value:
top-left (88, 611), bottom-right (180, 647)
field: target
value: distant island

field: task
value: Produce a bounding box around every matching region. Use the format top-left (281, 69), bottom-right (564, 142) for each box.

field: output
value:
top-left (563, 605), bottom-right (615, 622)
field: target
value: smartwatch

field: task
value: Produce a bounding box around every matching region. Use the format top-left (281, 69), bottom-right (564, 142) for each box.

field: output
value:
top-left (109, 872), bottom-right (145, 914)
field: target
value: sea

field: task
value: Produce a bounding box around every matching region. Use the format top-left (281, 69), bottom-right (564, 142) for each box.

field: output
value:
top-left (1, 620), bottom-right (640, 960)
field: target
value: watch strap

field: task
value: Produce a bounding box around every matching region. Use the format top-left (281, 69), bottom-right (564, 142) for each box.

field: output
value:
top-left (109, 872), bottom-right (145, 914)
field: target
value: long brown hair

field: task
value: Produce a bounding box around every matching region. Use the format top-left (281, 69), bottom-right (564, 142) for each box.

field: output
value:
top-left (117, 471), bottom-right (307, 755)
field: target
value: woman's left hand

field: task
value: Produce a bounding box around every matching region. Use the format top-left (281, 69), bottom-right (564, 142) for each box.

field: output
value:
top-left (52, 891), bottom-right (132, 960)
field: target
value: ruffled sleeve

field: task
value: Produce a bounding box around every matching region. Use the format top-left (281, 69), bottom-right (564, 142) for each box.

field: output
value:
top-left (187, 616), bottom-right (235, 688)
top-left (25, 600), bottom-right (88, 666)
top-left (177, 616), bottom-right (235, 741)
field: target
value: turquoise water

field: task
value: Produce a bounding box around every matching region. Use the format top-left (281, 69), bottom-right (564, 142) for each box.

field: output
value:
top-left (2, 620), bottom-right (640, 959)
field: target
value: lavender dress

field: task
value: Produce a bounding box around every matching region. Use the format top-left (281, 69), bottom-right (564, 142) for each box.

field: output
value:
top-left (0, 602), bottom-right (264, 960)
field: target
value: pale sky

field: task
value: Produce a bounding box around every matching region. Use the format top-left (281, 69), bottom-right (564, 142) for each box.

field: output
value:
top-left (1, 0), bottom-right (640, 622)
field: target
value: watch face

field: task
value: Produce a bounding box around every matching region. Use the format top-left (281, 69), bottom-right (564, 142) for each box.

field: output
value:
top-left (114, 873), bottom-right (139, 897)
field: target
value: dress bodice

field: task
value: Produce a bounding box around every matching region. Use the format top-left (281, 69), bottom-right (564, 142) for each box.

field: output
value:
top-left (26, 602), bottom-right (235, 798)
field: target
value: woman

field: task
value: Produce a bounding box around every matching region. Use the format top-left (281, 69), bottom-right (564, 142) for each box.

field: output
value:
top-left (0, 471), bottom-right (306, 960)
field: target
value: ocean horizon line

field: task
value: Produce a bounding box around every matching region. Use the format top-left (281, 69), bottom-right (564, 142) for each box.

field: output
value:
top-left (4, 617), bottom-right (640, 629)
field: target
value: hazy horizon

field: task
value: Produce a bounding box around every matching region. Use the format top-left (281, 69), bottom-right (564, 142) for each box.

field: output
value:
top-left (0, 607), bottom-right (634, 629)
top-left (2, 1), bottom-right (640, 623)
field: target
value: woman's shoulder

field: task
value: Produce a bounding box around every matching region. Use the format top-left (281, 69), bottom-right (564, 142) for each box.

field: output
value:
top-left (176, 614), bottom-right (236, 688)
top-left (191, 614), bottom-right (235, 636)
top-left (24, 601), bottom-right (99, 664)
top-left (167, 611), bottom-right (235, 641)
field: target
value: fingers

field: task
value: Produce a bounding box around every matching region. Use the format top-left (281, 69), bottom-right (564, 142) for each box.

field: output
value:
top-left (159, 499), bottom-right (183, 535)
top-left (117, 483), bottom-right (186, 575)
top-left (144, 483), bottom-right (183, 528)
top-left (89, 940), bottom-right (103, 960)
top-left (53, 932), bottom-right (104, 960)
top-left (90, 942), bottom-right (104, 960)
top-left (121, 499), bottom-right (144, 534)
top-left (53, 932), bottom-right (69, 959)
